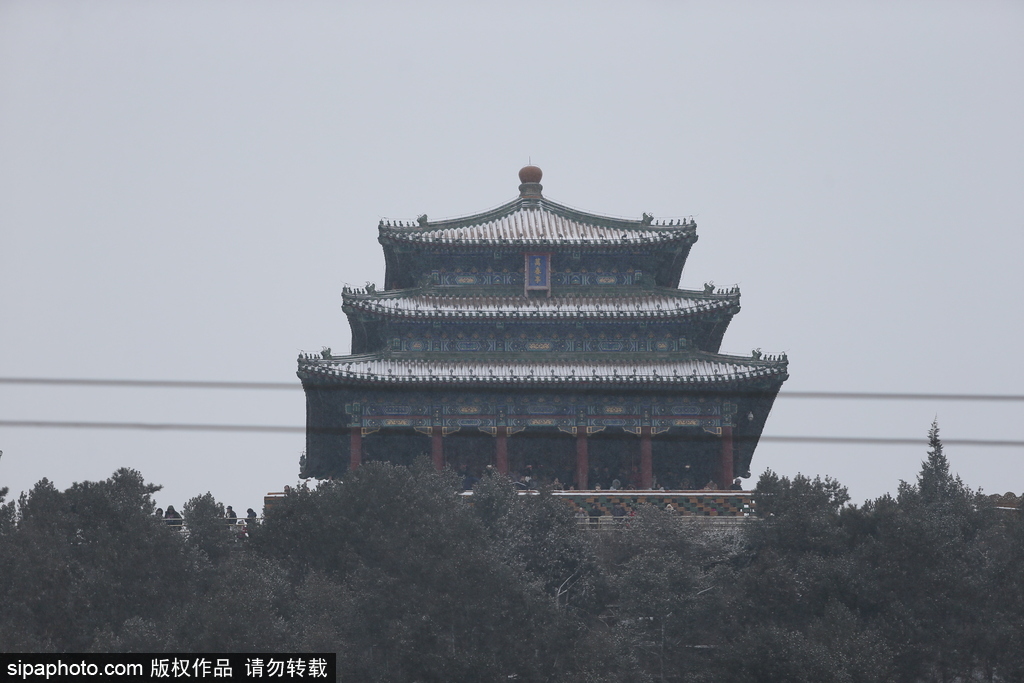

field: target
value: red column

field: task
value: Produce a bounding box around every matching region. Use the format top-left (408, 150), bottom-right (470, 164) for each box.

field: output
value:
top-left (640, 426), bottom-right (653, 489)
top-left (575, 431), bottom-right (589, 490)
top-left (718, 426), bottom-right (734, 489)
top-left (349, 427), bottom-right (362, 470)
top-left (431, 427), bottom-right (444, 471)
top-left (495, 427), bottom-right (508, 475)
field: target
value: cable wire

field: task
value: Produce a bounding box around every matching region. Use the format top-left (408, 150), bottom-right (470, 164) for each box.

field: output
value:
top-left (0, 419), bottom-right (1021, 447)
top-left (1, 377), bottom-right (1022, 402)
top-left (0, 377), bottom-right (298, 390)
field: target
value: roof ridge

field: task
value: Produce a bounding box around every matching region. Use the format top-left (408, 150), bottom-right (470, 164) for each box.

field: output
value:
top-left (379, 197), bottom-right (522, 232)
top-left (379, 196), bottom-right (699, 231)
top-left (539, 195), bottom-right (696, 230)
top-left (377, 197), bottom-right (698, 245)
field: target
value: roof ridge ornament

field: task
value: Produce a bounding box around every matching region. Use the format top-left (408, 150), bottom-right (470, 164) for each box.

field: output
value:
top-left (518, 165), bottom-right (543, 202)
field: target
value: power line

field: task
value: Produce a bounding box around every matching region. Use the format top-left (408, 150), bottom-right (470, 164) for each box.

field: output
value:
top-left (758, 436), bottom-right (1024, 448)
top-left (1, 377), bottom-right (1022, 402)
top-left (776, 391), bottom-right (1024, 402)
top-left (0, 419), bottom-right (1021, 447)
top-left (0, 377), bottom-right (298, 391)
top-left (0, 420), bottom-right (302, 433)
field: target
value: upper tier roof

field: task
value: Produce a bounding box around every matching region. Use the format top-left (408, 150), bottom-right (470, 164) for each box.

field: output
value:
top-left (342, 288), bottom-right (740, 320)
top-left (378, 196), bottom-right (696, 247)
top-left (297, 352), bottom-right (787, 388)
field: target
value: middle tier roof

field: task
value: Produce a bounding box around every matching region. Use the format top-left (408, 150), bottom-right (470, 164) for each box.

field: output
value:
top-left (342, 287), bottom-right (740, 321)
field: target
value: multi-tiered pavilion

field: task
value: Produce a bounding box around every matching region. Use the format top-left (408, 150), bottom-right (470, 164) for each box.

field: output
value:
top-left (298, 167), bottom-right (787, 495)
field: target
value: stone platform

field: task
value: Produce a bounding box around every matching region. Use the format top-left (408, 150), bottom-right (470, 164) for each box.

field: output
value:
top-left (549, 490), bottom-right (756, 517)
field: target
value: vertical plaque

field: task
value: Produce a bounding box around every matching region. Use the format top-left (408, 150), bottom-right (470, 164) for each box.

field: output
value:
top-left (524, 252), bottom-right (551, 295)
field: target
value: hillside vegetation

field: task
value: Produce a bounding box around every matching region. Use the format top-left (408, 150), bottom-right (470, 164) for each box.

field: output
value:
top-left (1, 424), bottom-right (1021, 682)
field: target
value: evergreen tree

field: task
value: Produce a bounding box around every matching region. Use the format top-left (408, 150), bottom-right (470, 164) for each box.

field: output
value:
top-left (861, 421), bottom-right (994, 681)
top-left (705, 471), bottom-right (894, 681)
top-left (0, 486), bottom-right (15, 536)
top-left (1, 455), bottom-right (1020, 681)
top-left (0, 470), bottom-right (197, 651)
top-left (984, 491), bottom-right (1024, 680)
top-left (917, 419), bottom-right (969, 505)
top-left (603, 506), bottom-right (736, 681)
top-left (252, 460), bottom-right (578, 681)
top-left (182, 492), bottom-right (233, 566)
top-left (470, 470), bottom-right (600, 611)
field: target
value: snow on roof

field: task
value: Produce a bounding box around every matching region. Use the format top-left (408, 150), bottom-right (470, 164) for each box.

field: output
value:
top-left (345, 291), bottom-right (738, 319)
top-left (298, 354), bottom-right (787, 386)
top-left (378, 199), bottom-right (695, 246)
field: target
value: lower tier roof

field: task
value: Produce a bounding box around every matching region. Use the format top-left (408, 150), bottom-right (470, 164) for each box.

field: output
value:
top-left (297, 352), bottom-right (788, 388)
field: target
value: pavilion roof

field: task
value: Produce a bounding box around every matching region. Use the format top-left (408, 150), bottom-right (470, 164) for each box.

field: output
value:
top-left (377, 196), bottom-right (696, 247)
top-left (342, 288), bottom-right (740, 321)
top-left (297, 352), bottom-right (787, 388)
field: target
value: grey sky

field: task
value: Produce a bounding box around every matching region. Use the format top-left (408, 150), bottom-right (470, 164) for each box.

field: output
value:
top-left (1, 1), bottom-right (1022, 512)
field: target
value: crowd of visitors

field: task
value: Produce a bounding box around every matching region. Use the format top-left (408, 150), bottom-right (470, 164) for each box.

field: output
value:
top-left (154, 505), bottom-right (260, 528)
top-left (154, 505), bottom-right (182, 527)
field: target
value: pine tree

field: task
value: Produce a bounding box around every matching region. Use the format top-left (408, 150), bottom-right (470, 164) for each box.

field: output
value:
top-left (0, 487), bottom-right (14, 536)
top-left (878, 420), bottom-right (989, 680)
top-left (917, 419), bottom-right (964, 504)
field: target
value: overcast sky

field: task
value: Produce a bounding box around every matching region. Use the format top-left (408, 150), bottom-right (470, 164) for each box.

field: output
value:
top-left (1, 1), bottom-right (1022, 512)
